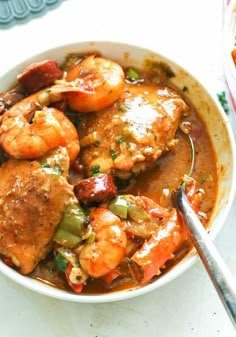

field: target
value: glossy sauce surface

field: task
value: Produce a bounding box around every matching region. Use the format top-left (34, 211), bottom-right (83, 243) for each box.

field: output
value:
top-left (31, 82), bottom-right (218, 294)
top-left (0, 54), bottom-right (217, 294)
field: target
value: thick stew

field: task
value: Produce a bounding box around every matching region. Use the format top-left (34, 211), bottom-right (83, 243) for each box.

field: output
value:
top-left (0, 52), bottom-right (217, 294)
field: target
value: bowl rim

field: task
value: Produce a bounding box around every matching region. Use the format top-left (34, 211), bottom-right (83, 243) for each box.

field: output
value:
top-left (0, 40), bottom-right (236, 303)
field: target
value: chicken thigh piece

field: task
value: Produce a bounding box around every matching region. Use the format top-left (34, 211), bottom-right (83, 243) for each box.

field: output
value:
top-left (79, 82), bottom-right (189, 179)
top-left (0, 147), bottom-right (77, 274)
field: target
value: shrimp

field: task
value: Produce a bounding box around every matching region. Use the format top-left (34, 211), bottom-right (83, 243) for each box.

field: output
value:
top-left (25, 55), bottom-right (125, 113)
top-left (79, 207), bottom-right (127, 278)
top-left (130, 207), bottom-right (188, 284)
top-left (61, 55), bottom-right (125, 112)
top-left (0, 91), bottom-right (80, 161)
top-left (129, 177), bottom-right (203, 284)
top-left (0, 55), bottom-right (124, 159)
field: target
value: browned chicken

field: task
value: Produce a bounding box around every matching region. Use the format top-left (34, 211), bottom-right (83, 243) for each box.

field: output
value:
top-left (79, 82), bottom-right (189, 179)
top-left (0, 147), bottom-right (77, 274)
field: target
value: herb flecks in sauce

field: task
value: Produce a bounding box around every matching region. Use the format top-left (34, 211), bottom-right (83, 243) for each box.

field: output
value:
top-left (0, 51), bottom-right (218, 296)
top-left (217, 91), bottom-right (229, 114)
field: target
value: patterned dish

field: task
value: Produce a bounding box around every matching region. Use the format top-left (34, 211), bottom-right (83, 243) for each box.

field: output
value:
top-left (0, 0), bottom-right (63, 28)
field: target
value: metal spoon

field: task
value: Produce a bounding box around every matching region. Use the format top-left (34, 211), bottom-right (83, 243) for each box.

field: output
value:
top-left (173, 134), bottom-right (236, 329)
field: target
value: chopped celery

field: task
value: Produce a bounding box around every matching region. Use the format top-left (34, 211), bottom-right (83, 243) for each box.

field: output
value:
top-left (128, 204), bottom-right (151, 222)
top-left (53, 204), bottom-right (88, 248)
top-left (55, 252), bottom-right (67, 272)
top-left (126, 68), bottom-right (141, 81)
top-left (108, 196), bottom-right (130, 218)
top-left (108, 195), bottom-right (152, 223)
top-left (60, 204), bottom-right (86, 236)
top-left (56, 247), bottom-right (78, 266)
top-left (53, 229), bottom-right (81, 248)
top-left (86, 232), bottom-right (96, 244)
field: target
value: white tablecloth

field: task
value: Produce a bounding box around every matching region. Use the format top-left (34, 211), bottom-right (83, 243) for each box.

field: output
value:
top-left (0, 0), bottom-right (236, 336)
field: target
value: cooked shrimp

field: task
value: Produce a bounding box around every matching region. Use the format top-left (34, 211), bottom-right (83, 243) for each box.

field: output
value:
top-left (0, 54), bottom-right (124, 160)
top-left (19, 55), bottom-right (125, 113)
top-left (79, 207), bottom-right (127, 278)
top-left (130, 208), bottom-right (188, 284)
top-left (0, 91), bottom-right (80, 162)
top-left (61, 55), bottom-right (125, 112)
top-left (129, 177), bottom-right (203, 284)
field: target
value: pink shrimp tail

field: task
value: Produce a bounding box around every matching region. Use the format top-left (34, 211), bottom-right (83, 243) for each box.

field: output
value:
top-left (130, 209), bottom-right (188, 284)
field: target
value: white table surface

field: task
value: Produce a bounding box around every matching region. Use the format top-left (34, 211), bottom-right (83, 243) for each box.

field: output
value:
top-left (0, 0), bottom-right (236, 336)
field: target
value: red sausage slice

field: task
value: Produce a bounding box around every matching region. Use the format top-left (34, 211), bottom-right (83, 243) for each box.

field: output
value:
top-left (74, 174), bottom-right (117, 204)
top-left (17, 60), bottom-right (63, 94)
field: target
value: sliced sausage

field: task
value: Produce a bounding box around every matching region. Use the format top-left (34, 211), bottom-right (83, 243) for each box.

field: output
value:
top-left (0, 90), bottom-right (25, 114)
top-left (17, 60), bottom-right (63, 94)
top-left (74, 174), bottom-right (117, 204)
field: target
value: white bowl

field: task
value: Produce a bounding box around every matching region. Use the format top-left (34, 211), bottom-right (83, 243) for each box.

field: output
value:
top-left (0, 41), bottom-right (235, 303)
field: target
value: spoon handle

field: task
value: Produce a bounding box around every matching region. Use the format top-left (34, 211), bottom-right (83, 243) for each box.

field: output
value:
top-left (175, 188), bottom-right (236, 329)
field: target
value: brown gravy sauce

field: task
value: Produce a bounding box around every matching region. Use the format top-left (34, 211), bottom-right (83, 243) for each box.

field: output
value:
top-left (31, 90), bottom-right (218, 295)
top-left (4, 53), bottom-right (217, 294)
